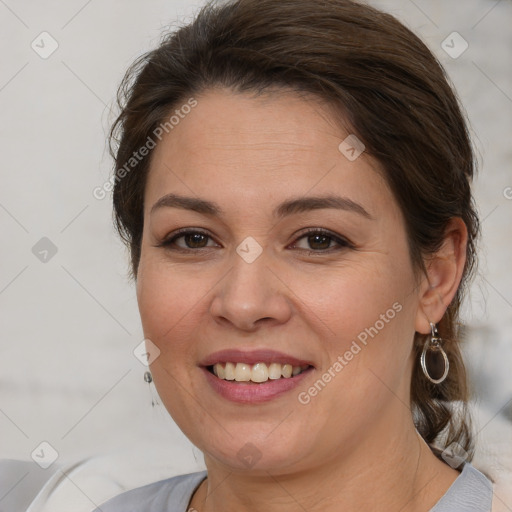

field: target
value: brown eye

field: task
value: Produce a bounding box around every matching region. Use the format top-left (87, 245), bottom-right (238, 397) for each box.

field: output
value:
top-left (156, 228), bottom-right (353, 255)
top-left (292, 229), bottom-right (352, 254)
top-left (158, 229), bottom-right (218, 251)
top-left (179, 232), bottom-right (209, 249)
top-left (306, 233), bottom-right (332, 250)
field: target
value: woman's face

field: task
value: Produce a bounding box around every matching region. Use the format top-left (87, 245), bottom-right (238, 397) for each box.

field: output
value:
top-left (136, 88), bottom-right (427, 474)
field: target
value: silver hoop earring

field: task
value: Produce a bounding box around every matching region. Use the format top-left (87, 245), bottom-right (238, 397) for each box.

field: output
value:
top-left (420, 322), bottom-right (449, 384)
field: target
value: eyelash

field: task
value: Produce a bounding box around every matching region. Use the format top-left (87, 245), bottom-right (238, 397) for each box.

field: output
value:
top-left (156, 228), bottom-right (354, 255)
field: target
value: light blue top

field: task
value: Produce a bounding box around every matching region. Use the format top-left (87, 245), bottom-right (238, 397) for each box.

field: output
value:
top-left (93, 462), bottom-right (493, 512)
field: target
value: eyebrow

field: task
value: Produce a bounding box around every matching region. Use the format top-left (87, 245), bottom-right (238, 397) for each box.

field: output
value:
top-left (150, 193), bottom-right (373, 220)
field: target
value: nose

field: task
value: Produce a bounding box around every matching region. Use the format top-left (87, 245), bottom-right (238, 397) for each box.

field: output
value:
top-left (209, 250), bottom-right (293, 331)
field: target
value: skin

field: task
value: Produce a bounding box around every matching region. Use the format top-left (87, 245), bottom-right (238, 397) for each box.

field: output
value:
top-left (136, 87), bottom-right (468, 512)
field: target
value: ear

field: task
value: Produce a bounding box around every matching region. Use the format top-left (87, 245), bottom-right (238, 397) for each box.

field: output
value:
top-left (415, 217), bottom-right (468, 335)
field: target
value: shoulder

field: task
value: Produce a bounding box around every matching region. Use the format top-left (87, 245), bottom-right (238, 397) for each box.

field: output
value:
top-left (92, 470), bottom-right (207, 512)
top-left (431, 462), bottom-right (493, 512)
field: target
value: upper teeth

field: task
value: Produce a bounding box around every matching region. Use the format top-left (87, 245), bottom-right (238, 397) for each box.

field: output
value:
top-left (212, 362), bottom-right (309, 382)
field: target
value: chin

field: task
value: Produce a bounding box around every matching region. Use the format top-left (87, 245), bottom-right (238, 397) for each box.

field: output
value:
top-left (199, 431), bottom-right (315, 474)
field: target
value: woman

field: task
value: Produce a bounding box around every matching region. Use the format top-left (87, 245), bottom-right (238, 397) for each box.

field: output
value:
top-left (94, 0), bottom-right (493, 510)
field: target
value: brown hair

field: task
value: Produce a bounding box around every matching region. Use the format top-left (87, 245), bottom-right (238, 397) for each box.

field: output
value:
top-left (109, 0), bottom-right (480, 460)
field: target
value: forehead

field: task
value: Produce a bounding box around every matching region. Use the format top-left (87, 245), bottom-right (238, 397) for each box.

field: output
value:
top-left (144, 88), bottom-right (394, 220)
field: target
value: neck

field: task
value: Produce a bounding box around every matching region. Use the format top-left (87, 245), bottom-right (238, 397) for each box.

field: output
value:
top-left (190, 412), bottom-right (459, 512)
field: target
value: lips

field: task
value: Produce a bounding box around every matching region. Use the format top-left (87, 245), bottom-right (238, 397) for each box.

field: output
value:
top-left (199, 348), bottom-right (315, 368)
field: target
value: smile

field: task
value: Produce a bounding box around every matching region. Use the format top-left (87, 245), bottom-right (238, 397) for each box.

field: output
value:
top-left (208, 362), bottom-right (311, 383)
top-left (202, 364), bottom-right (315, 404)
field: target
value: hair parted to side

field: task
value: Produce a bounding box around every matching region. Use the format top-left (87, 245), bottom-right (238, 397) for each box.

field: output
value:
top-left (109, 0), bottom-right (481, 461)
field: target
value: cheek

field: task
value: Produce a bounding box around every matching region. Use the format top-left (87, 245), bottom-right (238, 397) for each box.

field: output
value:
top-left (296, 258), bottom-right (411, 341)
top-left (293, 255), bottom-right (416, 396)
top-left (136, 258), bottom-right (210, 430)
top-left (136, 256), bottom-right (208, 356)
top-left (292, 268), bottom-right (415, 435)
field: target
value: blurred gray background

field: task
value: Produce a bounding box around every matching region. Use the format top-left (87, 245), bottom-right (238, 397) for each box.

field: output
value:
top-left (0, 0), bottom-right (511, 510)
